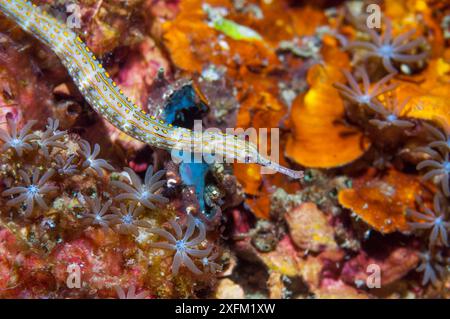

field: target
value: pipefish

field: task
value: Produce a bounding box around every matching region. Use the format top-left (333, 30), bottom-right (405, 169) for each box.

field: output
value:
top-left (0, 0), bottom-right (303, 179)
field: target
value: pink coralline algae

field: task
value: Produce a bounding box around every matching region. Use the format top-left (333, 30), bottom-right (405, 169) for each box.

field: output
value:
top-left (340, 247), bottom-right (420, 288)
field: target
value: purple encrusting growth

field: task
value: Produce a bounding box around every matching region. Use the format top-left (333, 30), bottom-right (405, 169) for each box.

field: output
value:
top-left (1, 168), bottom-right (58, 216)
top-left (109, 202), bottom-right (151, 236)
top-left (407, 194), bottom-right (449, 247)
top-left (80, 195), bottom-right (114, 229)
top-left (416, 150), bottom-right (450, 196)
top-left (149, 214), bottom-right (211, 275)
top-left (333, 67), bottom-right (397, 113)
top-left (112, 165), bottom-right (168, 210)
top-left (416, 251), bottom-right (448, 286)
top-left (369, 96), bottom-right (414, 129)
top-left (348, 20), bottom-right (428, 73)
top-left (78, 140), bottom-right (114, 177)
top-left (34, 118), bottom-right (67, 158)
top-left (0, 117), bottom-right (38, 157)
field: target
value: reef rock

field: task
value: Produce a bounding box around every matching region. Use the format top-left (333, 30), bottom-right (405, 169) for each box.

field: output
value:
top-left (285, 203), bottom-right (337, 252)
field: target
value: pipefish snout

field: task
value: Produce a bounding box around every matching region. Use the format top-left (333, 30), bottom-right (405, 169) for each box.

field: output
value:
top-left (0, 0), bottom-right (303, 180)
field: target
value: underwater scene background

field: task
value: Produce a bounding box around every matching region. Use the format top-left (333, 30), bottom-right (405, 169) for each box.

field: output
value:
top-left (0, 0), bottom-right (449, 299)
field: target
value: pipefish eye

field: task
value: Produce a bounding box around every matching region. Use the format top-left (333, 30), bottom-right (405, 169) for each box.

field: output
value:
top-left (244, 155), bottom-right (253, 163)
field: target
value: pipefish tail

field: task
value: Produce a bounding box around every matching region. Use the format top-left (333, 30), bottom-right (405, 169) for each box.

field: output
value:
top-left (0, 0), bottom-right (303, 179)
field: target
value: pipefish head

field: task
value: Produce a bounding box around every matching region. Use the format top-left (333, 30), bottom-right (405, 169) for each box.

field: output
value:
top-left (256, 155), bottom-right (304, 180)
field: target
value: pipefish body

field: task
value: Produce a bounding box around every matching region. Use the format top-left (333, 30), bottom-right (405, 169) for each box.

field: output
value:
top-left (0, 0), bottom-right (303, 179)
